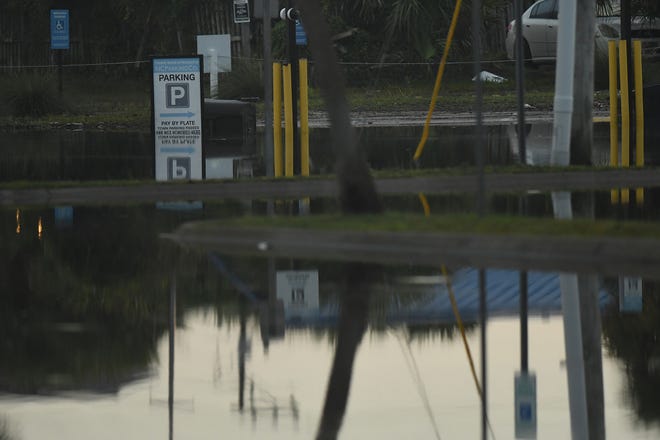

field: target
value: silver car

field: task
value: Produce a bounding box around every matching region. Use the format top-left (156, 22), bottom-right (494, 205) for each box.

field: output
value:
top-left (505, 0), bottom-right (660, 62)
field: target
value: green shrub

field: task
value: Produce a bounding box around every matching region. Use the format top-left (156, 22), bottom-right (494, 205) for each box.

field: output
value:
top-left (1, 73), bottom-right (68, 117)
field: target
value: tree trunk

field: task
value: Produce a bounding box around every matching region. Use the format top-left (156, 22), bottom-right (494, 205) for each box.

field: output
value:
top-left (135, 0), bottom-right (156, 66)
top-left (294, 0), bottom-right (382, 214)
top-left (570, 0), bottom-right (596, 164)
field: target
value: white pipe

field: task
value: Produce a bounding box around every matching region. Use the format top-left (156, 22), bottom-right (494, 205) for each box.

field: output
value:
top-left (552, 192), bottom-right (589, 440)
top-left (551, 0), bottom-right (578, 166)
top-left (209, 48), bottom-right (218, 98)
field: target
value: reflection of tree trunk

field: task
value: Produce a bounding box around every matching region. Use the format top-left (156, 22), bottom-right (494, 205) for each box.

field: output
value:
top-left (239, 297), bottom-right (247, 411)
top-left (295, 0), bottom-right (382, 214)
top-left (316, 264), bottom-right (373, 440)
top-left (578, 274), bottom-right (605, 440)
top-left (575, 192), bottom-right (605, 440)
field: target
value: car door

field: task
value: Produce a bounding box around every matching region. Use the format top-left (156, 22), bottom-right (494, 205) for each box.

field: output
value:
top-left (526, 0), bottom-right (558, 59)
top-left (543, 0), bottom-right (559, 57)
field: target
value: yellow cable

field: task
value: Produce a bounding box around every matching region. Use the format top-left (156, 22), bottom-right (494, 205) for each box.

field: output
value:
top-left (441, 264), bottom-right (496, 440)
top-left (418, 193), bottom-right (431, 216)
top-left (419, 192), bottom-right (496, 439)
top-left (413, 0), bottom-right (463, 162)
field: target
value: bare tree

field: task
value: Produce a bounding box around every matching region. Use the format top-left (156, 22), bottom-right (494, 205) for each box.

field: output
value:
top-left (295, 0), bottom-right (383, 214)
top-left (292, 3), bottom-right (382, 438)
top-left (570, 0), bottom-right (597, 165)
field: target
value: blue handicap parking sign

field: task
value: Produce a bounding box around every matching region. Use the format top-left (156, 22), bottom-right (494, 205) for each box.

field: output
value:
top-left (519, 402), bottom-right (532, 421)
top-left (295, 21), bottom-right (307, 45)
top-left (50, 10), bottom-right (70, 50)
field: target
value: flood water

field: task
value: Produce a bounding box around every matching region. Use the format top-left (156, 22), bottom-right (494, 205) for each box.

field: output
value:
top-left (0, 122), bottom-right (615, 181)
top-left (1, 123), bottom-right (660, 439)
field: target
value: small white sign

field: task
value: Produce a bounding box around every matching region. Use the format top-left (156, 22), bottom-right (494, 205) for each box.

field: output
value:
top-left (515, 372), bottom-right (537, 439)
top-left (152, 57), bottom-right (204, 181)
top-left (233, 0), bottom-right (250, 23)
top-left (196, 35), bottom-right (232, 73)
top-left (276, 270), bottom-right (319, 319)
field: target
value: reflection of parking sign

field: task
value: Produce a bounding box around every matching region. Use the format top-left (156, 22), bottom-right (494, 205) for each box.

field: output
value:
top-left (166, 83), bottom-right (189, 108)
top-left (167, 157), bottom-right (191, 179)
top-left (515, 372), bottom-right (537, 439)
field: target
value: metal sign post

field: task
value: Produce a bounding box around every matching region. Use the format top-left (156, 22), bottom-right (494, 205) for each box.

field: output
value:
top-left (50, 9), bottom-right (69, 95)
top-left (151, 56), bottom-right (205, 181)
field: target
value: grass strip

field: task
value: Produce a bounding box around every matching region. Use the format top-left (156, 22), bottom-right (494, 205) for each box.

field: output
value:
top-left (193, 212), bottom-right (660, 240)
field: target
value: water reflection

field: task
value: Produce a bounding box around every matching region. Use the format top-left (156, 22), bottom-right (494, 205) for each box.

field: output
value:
top-left (0, 416), bottom-right (16, 440)
top-left (0, 131), bottom-right (153, 182)
top-left (1, 204), bottom-right (660, 439)
top-left (315, 263), bottom-right (374, 440)
top-left (602, 280), bottom-right (660, 424)
top-left (0, 122), bottom-right (613, 181)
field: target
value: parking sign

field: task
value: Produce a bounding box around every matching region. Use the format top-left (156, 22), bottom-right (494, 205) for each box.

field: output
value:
top-left (152, 57), bottom-right (204, 181)
top-left (515, 372), bottom-right (537, 439)
top-left (50, 9), bottom-right (70, 50)
top-left (165, 83), bottom-right (190, 108)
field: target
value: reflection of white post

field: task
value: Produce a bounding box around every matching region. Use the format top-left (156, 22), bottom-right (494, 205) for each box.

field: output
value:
top-left (209, 48), bottom-right (218, 98)
top-left (552, 192), bottom-right (588, 440)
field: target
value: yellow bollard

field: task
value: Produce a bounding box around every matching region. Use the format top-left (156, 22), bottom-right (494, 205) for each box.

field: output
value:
top-left (273, 63), bottom-right (283, 177)
top-left (608, 41), bottom-right (619, 167)
top-left (633, 40), bottom-right (644, 168)
top-left (283, 64), bottom-right (294, 177)
top-left (299, 58), bottom-right (310, 177)
top-left (619, 40), bottom-right (631, 204)
top-left (633, 40), bottom-right (645, 205)
top-left (619, 40), bottom-right (630, 168)
top-left (609, 41), bottom-right (620, 204)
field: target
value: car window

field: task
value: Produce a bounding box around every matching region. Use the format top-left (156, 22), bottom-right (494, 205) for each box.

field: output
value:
top-left (530, 0), bottom-right (557, 20)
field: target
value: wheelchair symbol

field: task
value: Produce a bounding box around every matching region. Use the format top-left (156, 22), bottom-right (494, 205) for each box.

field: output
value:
top-left (56, 20), bottom-right (64, 31)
